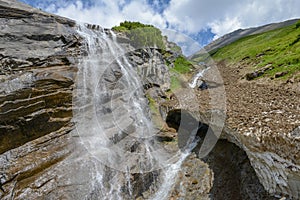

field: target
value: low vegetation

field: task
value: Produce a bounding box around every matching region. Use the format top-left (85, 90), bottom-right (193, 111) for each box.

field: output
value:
top-left (296, 20), bottom-right (300, 29)
top-left (211, 21), bottom-right (300, 80)
top-left (169, 75), bottom-right (182, 91)
top-left (173, 56), bottom-right (194, 74)
top-left (168, 56), bottom-right (194, 91)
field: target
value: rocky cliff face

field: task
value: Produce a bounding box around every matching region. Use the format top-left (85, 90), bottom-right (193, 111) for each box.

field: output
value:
top-left (0, 0), bottom-right (81, 198)
top-left (0, 0), bottom-right (79, 154)
top-left (191, 60), bottom-right (300, 199)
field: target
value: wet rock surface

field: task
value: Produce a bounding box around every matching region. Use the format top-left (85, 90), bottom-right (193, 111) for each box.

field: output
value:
top-left (170, 154), bottom-right (213, 200)
top-left (0, 0), bottom-right (80, 199)
top-left (0, 0), bottom-right (79, 155)
top-left (127, 48), bottom-right (171, 92)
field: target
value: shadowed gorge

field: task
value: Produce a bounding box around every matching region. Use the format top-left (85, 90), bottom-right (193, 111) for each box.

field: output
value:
top-left (203, 140), bottom-right (276, 200)
top-left (165, 109), bottom-right (276, 199)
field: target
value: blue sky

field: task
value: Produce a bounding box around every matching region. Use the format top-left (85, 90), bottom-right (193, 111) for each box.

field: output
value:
top-left (19, 0), bottom-right (300, 56)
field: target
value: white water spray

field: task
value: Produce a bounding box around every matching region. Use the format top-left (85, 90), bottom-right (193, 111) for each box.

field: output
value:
top-left (189, 67), bottom-right (210, 88)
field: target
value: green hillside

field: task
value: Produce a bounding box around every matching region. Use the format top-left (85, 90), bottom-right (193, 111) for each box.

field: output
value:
top-left (201, 20), bottom-right (300, 80)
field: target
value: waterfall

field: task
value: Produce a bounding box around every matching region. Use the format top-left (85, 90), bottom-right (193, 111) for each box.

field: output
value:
top-left (152, 128), bottom-right (200, 200)
top-left (188, 66), bottom-right (210, 88)
top-left (73, 23), bottom-right (197, 199)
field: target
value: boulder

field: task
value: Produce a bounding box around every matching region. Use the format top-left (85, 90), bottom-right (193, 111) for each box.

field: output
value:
top-left (275, 71), bottom-right (288, 78)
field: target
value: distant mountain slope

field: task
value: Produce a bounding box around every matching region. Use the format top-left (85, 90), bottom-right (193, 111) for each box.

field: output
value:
top-left (213, 20), bottom-right (300, 82)
top-left (190, 19), bottom-right (300, 83)
top-left (190, 19), bottom-right (299, 60)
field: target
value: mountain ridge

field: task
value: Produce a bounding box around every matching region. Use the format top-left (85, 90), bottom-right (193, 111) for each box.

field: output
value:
top-left (190, 18), bottom-right (300, 60)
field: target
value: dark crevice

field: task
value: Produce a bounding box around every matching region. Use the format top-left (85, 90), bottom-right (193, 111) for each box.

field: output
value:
top-left (202, 140), bottom-right (277, 200)
top-left (26, 34), bottom-right (68, 43)
top-left (0, 6), bottom-right (34, 19)
top-left (165, 109), bottom-right (276, 200)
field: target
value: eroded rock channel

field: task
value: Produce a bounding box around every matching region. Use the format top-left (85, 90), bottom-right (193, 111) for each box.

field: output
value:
top-left (166, 109), bottom-right (276, 199)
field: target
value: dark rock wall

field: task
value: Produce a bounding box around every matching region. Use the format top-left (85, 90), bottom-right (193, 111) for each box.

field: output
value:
top-left (0, 0), bottom-right (80, 154)
top-left (0, 2), bottom-right (81, 198)
top-left (202, 140), bottom-right (276, 200)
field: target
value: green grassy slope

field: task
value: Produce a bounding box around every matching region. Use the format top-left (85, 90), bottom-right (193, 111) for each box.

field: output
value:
top-left (198, 20), bottom-right (300, 80)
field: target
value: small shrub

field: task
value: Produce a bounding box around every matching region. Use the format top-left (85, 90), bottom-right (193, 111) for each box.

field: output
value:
top-left (112, 21), bottom-right (153, 31)
top-left (173, 56), bottom-right (193, 74)
top-left (296, 20), bottom-right (300, 29)
top-left (289, 34), bottom-right (300, 46)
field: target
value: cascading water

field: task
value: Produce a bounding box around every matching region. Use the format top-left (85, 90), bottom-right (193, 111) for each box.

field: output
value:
top-left (73, 23), bottom-right (198, 199)
top-left (189, 66), bottom-right (210, 88)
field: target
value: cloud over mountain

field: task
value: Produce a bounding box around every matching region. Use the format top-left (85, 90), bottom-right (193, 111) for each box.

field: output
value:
top-left (20, 0), bottom-right (300, 55)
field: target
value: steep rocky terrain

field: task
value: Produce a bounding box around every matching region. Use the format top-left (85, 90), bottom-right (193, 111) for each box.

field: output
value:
top-left (192, 60), bottom-right (300, 199)
top-left (1, 0), bottom-right (299, 199)
top-left (159, 19), bottom-right (300, 199)
top-left (0, 0), bottom-right (79, 154)
top-left (0, 0), bottom-right (81, 198)
top-left (186, 20), bottom-right (300, 199)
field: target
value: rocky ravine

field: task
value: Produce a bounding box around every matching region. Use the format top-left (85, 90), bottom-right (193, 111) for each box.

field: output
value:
top-left (192, 60), bottom-right (300, 199)
top-left (0, 0), bottom-right (299, 199)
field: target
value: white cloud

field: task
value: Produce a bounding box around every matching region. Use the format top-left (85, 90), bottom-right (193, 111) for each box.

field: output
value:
top-left (163, 0), bottom-right (242, 33)
top-left (163, 0), bottom-right (300, 38)
top-left (209, 17), bottom-right (242, 39)
top-left (53, 1), bottom-right (124, 28)
top-left (121, 1), bottom-right (166, 28)
top-left (40, 0), bottom-right (300, 52)
top-left (162, 29), bottom-right (201, 55)
top-left (48, 0), bottom-right (167, 29)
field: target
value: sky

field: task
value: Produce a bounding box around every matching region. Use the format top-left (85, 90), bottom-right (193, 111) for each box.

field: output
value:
top-left (19, 0), bottom-right (300, 56)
